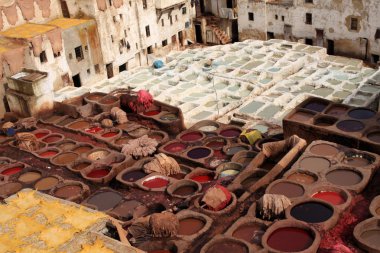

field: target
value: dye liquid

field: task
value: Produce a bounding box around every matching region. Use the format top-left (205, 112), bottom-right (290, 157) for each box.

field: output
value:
top-left (267, 227), bottom-right (314, 252)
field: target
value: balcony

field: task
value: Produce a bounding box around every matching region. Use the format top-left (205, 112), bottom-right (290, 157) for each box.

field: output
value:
top-left (155, 0), bottom-right (186, 10)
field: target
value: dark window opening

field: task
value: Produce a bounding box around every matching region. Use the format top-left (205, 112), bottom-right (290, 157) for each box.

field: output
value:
top-left (169, 16), bottom-right (173, 25)
top-left (145, 25), bottom-right (150, 37)
top-left (147, 46), bottom-right (153, 54)
top-left (275, 15), bottom-right (278, 20)
top-left (305, 38), bottom-right (313, 45)
top-left (69, 53), bottom-right (72, 59)
top-left (305, 0), bottom-right (313, 3)
top-left (59, 0), bottom-right (70, 18)
top-left (306, 13), bottom-right (312, 25)
top-left (111, 35), bottom-right (114, 42)
top-left (372, 54), bottom-right (380, 64)
top-left (87, 69), bottom-right (90, 74)
top-left (267, 32), bottom-right (274, 39)
top-left (54, 51), bottom-right (61, 58)
top-left (226, 0), bottom-right (233, 8)
top-left (94, 64), bottom-right (100, 74)
top-left (40, 51), bottom-right (47, 63)
top-left (182, 7), bottom-right (186, 14)
top-left (119, 14), bottom-right (123, 20)
top-left (351, 18), bottom-right (358, 31)
top-left (84, 45), bottom-right (88, 51)
top-left (161, 19), bottom-right (164, 26)
top-left (108, 0), bottom-right (112, 6)
top-left (375, 29), bottom-right (380, 40)
top-left (75, 46), bottom-right (84, 61)
top-left (195, 24), bottom-right (202, 43)
top-left (124, 30), bottom-right (127, 37)
top-left (327, 39), bottom-right (334, 55)
top-left (282, 16), bottom-right (285, 21)
top-left (162, 39), bottom-right (168, 47)
top-left (248, 12), bottom-right (254, 21)
top-left (106, 63), bottom-right (113, 79)
top-left (143, 0), bottom-right (147, 9)
top-left (72, 74), bottom-right (81, 87)
top-left (119, 63), bottom-right (127, 72)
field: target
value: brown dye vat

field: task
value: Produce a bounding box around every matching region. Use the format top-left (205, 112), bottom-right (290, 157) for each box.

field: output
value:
top-left (232, 222), bottom-right (266, 245)
top-left (205, 240), bottom-right (249, 253)
top-left (314, 116), bottom-right (337, 127)
top-left (86, 191), bottom-right (123, 211)
top-left (0, 182), bottom-right (23, 196)
top-left (178, 218), bottom-right (205, 235)
top-left (115, 136), bottom-right (132, 145)
top-left (173, 185), bottom-right (197, 196)
top-left (57, 141), bottom-right (76, 151)
top-left (289, 111), bottom-right (315, 122)
top-left (52, 152), bottom-right (79, 165)
top-left (353, 217), bottom-right (380, 252)
top-left (361, 230), bottom-right (380, 248)
top-left (99, 95), bottom-right (118, 104)
top-left (72, 145), bottom-right (93, 154)
top-left (67, 120), bottom-right (90, 130)
top-left (72, 162), bottom-right (91, 171)
top-left (309, 144), bottom-right (339, 156)
top-left (325, 105), bottom-right (349, 117)
top-left (343, 153), bottom-right (374, 167)
top-left (42, 134), bottom-right (64, 144)
top-left (129, 127), bottom-right (149, 137)
top-left (86, 93), bottom-right (106, 101)
top-left (326, 169), bottom-right (363, 186)
top-left (268, 181), bottom-right (305, 198)
top-left (57, 117), bottom-right (76, 126)
top-left (367, 131), bottom-right (380, 143)
top-left (34, 177), bottom-right (59, 191)
top-left (54, 185), bottom-right (82, 199)
top-left (299, 157), bottom-right (331, 171)
top-left (112, 200), bottom-right (142, 220)
top-left (18, 171), bottom-right (42, 184)
top-left (287, 171), bottom-right (317, 185)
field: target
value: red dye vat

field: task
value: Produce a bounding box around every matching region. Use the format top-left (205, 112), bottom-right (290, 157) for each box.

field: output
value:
top-left (1, 167), bottom-right (22, 176)
top-left (312, 191), bottom-right (346, 205)
top-left (87, 169), bottom-right (109, 178)
top-left (143, 177), bottom-right (169, 188)
top-left (180, 132), bottom-right (203, 141)
top-left (220, 129), bottom-right (241, 138)
top-left (39, 151), bottom-right (58, 158)
top-left (267, 227), bottom-right (314, 252)
top-left (102, 132), bottom-right (118, 138)
top-left (163, 142), bottom-right (187, 153)
top-left (190, 175), bottom-right (212, 183)
top-left (43, 135), bottom-right (62, 143)
top-left (206, 140), bottom-right (225, 149)
top-left (85, 126), bottom-right (103, 134)
top-left (143, 110), bottom-right (161, 116)
top-left (35, 132), bottom-right (48, 139)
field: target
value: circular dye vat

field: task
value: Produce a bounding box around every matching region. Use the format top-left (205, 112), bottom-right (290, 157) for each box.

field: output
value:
top-left (312, 191), bottom-right (346, 205)
top-left (1, 166), bottom-right (23, 176)
top-left (112, 200), bottom-right (142, 220)
top-left (336, 120), bottom-right (365, 132)
top-left (232, 223), bottom-right (266, 244)
top-left (220, 129), bottom-right (241, 138)
top-left (303, 101), bottom-right (327, 112)
top-left (42, 134), bottom-right (63, 143)
top-left (72, 145), bottom-right (92, 154)
top-left (242, 176), bottom-right (259, 188)
top-left (326, 169), bottom-right (362, 186)
top-left (87, 150), bottom-right (110, 161)
top-left (67, 120), bottom-right (90, 130)
top-left (367, 131), bottom-right (380, 143)
top-left (325, 105), bottom-right (348, 117)
top-left (72, 162), bottom-right (91, 171)
top-left (143, 177), bottom-right (169, 188)
top-left (299, 157), bottom-right (330, 171)
top-left (34, 177), bottom-right (59, 191)
top-left (143, 110), bottom-right (161, 116)
top-left (160, 113), bottom-right (178, 121)
top-left (148, 133), bottom-right (164, 141)
top-left (39, 150), bottom-right (58, 158)
top-left (86, 93), bottom-right (105, 101)
top-left (190, 175), bottom-right (213, 183)
top-left (87, 168), bottom-right (110, 178)
top-left (0, 182), bottom-right (23, 196)
top-left (348, 108), bottom-right (375, 120)
top-left (206, 240), bottom-right (248, 253)
top-left (180, 132), bottom-right (203, 142)
top-left (220, 169), bottom-right (240, 178)
top-left (178, 217), bottom-right (205, 235)
top-left (289, 111), bottom-right (315, 122)
top-left (54, 185), bottom-right (82, 199)
top-left (226, 146), bottom-right (248, 156)
top-left (18, 171), bottom-right (42, 183)
top-left (309, 144), bottom-right (339, 156)
top-left (267, 227), bottom-right (314, 252)
top-left (101, 132), bottom-right (118, 138)
top-left (57, 142), bottom-right (76, 151)
top-left (99, 96), bottom-right (118, 104)
top-left (361, 230), bottom-right (380, 248)
top-left (52, 152), bottom-right (79, 165)
top-left (122, 170), bottom-right (147, 182)
top-left (206, 140), bottom-right (225, 150)
top-left (287, 172), bottom-right (316, 185)
top-left (268, 181), bottom-right (304, 198)
top-left (85, 126), bottom-right (103, 134)
top-left (187, 148), bottom-right (211, 159)
top-left (290, 202), bottom-right (334, 223)
top-left (34, 132), bottom-right (49, 139)
top-left (376, 208), bottom-right (380, 216)
top-left (164, 142), bottom-right (187, 153)
top-left (87, 191), bottom-right (123, 211)
top-left (343, 154), bottom-right (372, 166)
top-left (173, 185), bottom-right (197, 196)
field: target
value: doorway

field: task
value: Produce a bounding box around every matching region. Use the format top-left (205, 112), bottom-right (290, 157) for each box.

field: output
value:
top-left (106, 63), bottom-right (114, 79)
top-left (360, 38), bottom-right (368, 60)
top-left (195, 24), bottom-right (202, 43)
top-left (231, 19), bottom-right (239, 42)
top-left (72, 74), bottom-right (81, 87)
top-left (178, 31), bottom-right (183, 46)
top-left (119, 63), bottom-right (127, 73)
top-left (327, 40), bottom-right (334, 55)
top-left (200, 0), bottom-right (205, 14)
top-left (59, 0), bottom-right (70, 18)
top-left (316, 29), bottom-right (324, 47)
top-left (284, 25), bottom-right (292, 41)
top-left (226, 0), bottom-right (233, 8)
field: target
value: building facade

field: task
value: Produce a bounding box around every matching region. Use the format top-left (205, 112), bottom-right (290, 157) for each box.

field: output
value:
top-left (238, 0), bottom-right (380, 65)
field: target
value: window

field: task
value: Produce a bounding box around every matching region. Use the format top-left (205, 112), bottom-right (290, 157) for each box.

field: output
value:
top-left (124, 30), bottom-right (127, 37)
top-left (84, 45), bottom-right (88, 51)
top-left (113, 16), bottom-right (117, 23)
top-left (305, 0), bottom-right (313, 3)
top-left (145, 25), bottom-right (150, 37)
top-left (275, 15), bottom-right (278, 20)
top-left (147, 46), bottom-right (153, 54)
top-left (136, 43), bottom-right (138, 49)
top-left (267, 32), bottom-right (274, 39)
top-left (40, 51), bottom-right (47, 63)
top-left (375, 29), bottom-right (380, 40)
top-left (54, 51), bottom-right (61, 58)
top-left (87, 69), bottom-right (91, 75)
top-left (305, 38), bottom-right (313, 45)
top-left (248, 12), bottom-right (254, 21)
top-left (351, 18), bottom-right (358, 31)
top-left (142, 0), bottom-right (147, 9)
top-left (94, 64), bottom-right (100, 74)
top-left (120, 39), bottom-right (126, 47)
top-left (111, 35), bottom-right (114, 42)
top-left (162, 39), bottom-right (168, 47)
top-left (182, 7), bottom-right (186, 14)
top-left (169, 16), bottom-right (173, 25)
top-left (282, 16), bottom-right (285, 21)
top-left (306, 13), bottom-right (312, 25)
top-left (108, 0), bottom-right (112, 6)
top-left (69, 53), bottom-right (73, 60)
top-left (175, 15), bottom-right (178, 22)
top-left (75, 46), bottom-right (84, 61)
top-left (129, 1), bottom-right (131, 6)
top-left (372, 54), bottom-right (379, 64)
top-left (161, 19), bottom-right (164, 26)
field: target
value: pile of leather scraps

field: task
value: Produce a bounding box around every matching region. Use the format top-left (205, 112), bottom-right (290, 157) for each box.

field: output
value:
top-left (143, 153), bottom-right (181, 176)
top-left (121, 135), bottom-right (158, 158)
top-left (15, 132), bottom-right (42, 152)
top-left (202, 185), bottom-right (231, 211)
top-left (101, 118), bottom-right (113, 128)
top-left (257, 194), bottom-right (291, 220)
top-left (111, 107), bottom-right (128, 124)
top-left (128, 212), bottom-right (179, 244)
